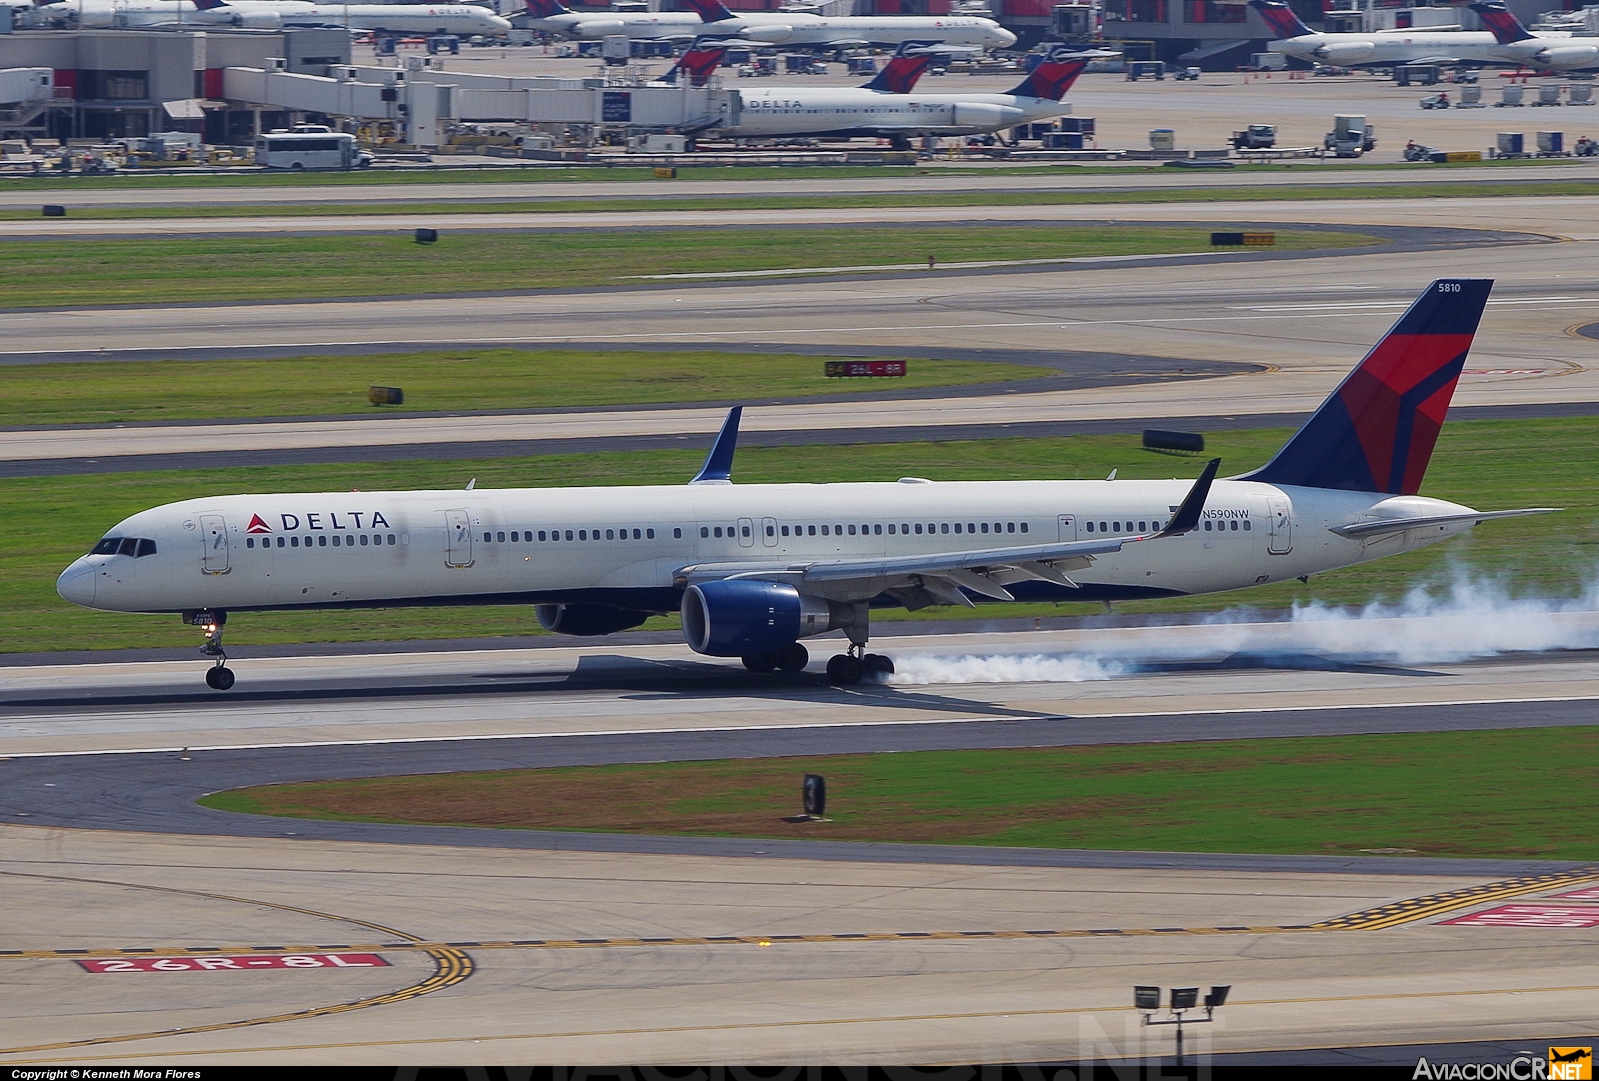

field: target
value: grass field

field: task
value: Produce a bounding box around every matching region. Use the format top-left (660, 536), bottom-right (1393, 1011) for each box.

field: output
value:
top-left (196, 727), bottom-right (1599, 860)
top-left (0, 226), bottom-right (1374, 307)
top-left (14, 418), bottom-right (1596, 654)
top-left (1, 350), bottom-right (1037, 427)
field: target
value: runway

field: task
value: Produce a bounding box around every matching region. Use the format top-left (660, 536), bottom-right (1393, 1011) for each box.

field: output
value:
top-left (4, 615), bottom-right (1599, 1063)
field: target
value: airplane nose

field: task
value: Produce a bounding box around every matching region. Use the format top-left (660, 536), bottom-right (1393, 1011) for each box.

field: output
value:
top-left (994, 27), bottom-right (1018, 46)
top-left (57, 560), bottom-right (96, 607)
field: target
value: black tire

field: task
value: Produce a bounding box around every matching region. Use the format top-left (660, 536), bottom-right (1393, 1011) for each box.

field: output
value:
top-left (825, 654), bottom-right (863, 685)
top-left (777, 642), bottom-right (809, 672)
top-left (205, 666), bottom-right (235, 691)
top-left (864, 654), bottom-right (894, 676)
top-left (742, 652), bottom-right (779, 674)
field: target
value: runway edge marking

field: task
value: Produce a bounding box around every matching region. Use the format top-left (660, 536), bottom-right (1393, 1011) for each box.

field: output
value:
top-left (0, 869), bottom-right (474, 1057)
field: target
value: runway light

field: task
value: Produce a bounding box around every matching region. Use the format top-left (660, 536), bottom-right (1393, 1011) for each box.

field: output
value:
top-left (1171, 987), bottom-right (1199, 1010)
top-left (759, 940), bottom-right (771, 947)
top-left (1134, 985), bottom-right (1161, 1010)
top-left (1136, 982), bottom-right (1230, 1067)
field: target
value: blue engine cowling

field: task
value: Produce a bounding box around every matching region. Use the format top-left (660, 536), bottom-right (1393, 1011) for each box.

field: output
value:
top-left (681, 579), bottom-right (842, 657)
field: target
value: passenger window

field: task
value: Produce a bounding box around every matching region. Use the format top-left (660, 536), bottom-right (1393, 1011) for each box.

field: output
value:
top-left (968, 523), bottom-right (976, 533)
top-left (765, 525), bottom-right (774, 537)
top-left (821, 525), bottom-right (829, 536)
top-left (673, 528), bottom-right (681, 538)
top-left (714, 526), bottom-right (723, 538)
top-left (317, 536), bottom-right (326, 547)
top-left (278, 537), bottom-right (286, 548)
top-left (1020, 522), bottom-right (1028, 533)
top-left (954, 523), bottom-right (962, 534)
top-left (700, 527), bottom-right (709, 538)
top-left (980, 523), bottom-right (988, 534)
top-left (291, 536), bottom-right (299, 548)
top-left (360, 535), bottom-right (369, 546)
top-left (1086, 522), bottom-right (1095, 533)
top-left (606, 529), bottom-right (615, 540)
top-left (1100, 522), bottom-right (1108, 532)
top-left (538, 531), bottom-right (546, 541)
top-left (634, 529), bottom-right (643, 539)
top-left (782, 525), bottom-right (790, 536)
top-left (808, 525), bottom-right (816, 536)
top-left (246, 538), bottom-right (254, 549)
top-left (835, 524), bottom-right (843, 534)
top-left (1204, 521), bottom-right (1213, 531)
top-left (580, 530), bottom-right (588, 540)
top-left (914, 524), bottom-right (923, 534)
top-left (902, 523), bottom-right (910, 534)
top-left (1007, 523), bottom-right (1015, 533)
top-left (888, 524), bottom-right (896, 534)
top-left (874, 524), bottom-right (882, 535)
top-left (1231, 520), bottom-right (1239, 531)
top-left (1243, 520), bottom-right (1251, 531)
top-left (939, 523), bottom-right (948, 534)
top-left (848, 525), bottom-right (857, 536)
top-left (742, 525), bottom-right (751, 538)
top-left (498, 531), bottom-right (506, 542)
top-left (564, 530), bottom-right (572, 541)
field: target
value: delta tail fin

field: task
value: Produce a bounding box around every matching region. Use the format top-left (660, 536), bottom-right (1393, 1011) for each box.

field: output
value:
top-left (689, 407), bottom-right (742, 484)
top-left (861, 40), bottom-right (940, 93)
top-left (1248, 0), bottom-right (1314, 39)
top-left (1243, 279), bottom-right (1492, 496)
top-left (661, 36), bottom-right (729, 86)
top-left (1469, 2), bottom-right (1536, 44)
top-left (524, 0), bottom-right (574, 17)
top-left (677, 0), bottom-right (740, 24)
top-left (1003, 45), bottom-right (1094, 101)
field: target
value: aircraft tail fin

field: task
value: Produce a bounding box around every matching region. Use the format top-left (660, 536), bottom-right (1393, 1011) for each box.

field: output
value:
top-left (524, 0), bottom-right (573, 17)
top-left (690, 407), bottom-right (742, 484)
top-left (1243, 279), bottom-right (1493, 496)
top-left (860, 40), bottom-right (939, 92)
top-left (192, 0), bottom-right (229, 10)
top-left (1248, 0), bottom-right (1314, 39)
top-left (1469, 2), bottom-right (1536, 44)
top-left (678, 0), bottom-right (740, 24)
top-left (1003, 45), bottom-right (1092, 101)
top-left (662, 36), bottom-right (729, 86)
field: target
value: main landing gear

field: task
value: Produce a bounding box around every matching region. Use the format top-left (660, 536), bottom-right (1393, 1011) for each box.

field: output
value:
top-left (741, 642), bottom-right (811, 674)
top-left (187, 610), bottom-right (235, 691)
top-left (739, 604), bottom-right (892, 686)
top-left (825, 644), bottom-right (894, 686)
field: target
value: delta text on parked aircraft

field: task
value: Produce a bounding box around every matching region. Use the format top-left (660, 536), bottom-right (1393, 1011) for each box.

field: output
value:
top-left (680, 42), bottom-right (1099, 143)
top-left (57, 280), bottom-right (1553, 691)
top-left (523, 0), bottom-right (1015, 49)
top-left (197, 0), bottom-right (509, 35)
top-left (1251, 0), bottom-right (1594, 70)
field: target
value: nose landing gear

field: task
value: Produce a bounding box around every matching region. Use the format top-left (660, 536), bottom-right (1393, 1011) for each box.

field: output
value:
top-left (185, 610), bottom-right (234, 691)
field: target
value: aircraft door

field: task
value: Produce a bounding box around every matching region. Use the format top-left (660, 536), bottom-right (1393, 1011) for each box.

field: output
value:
top-left (737, 516), bottom-right (755, 548)
top-left (761, 516), bottom-right (778, 547)
top-left (1267, 496), bottom-right (1293, 554)
top-left (200, 514), bottom-right (230, 575)
top-left (444, 509), bottom-right (474, 567)
top-left (1058, 515), bottom-right (1077, 541)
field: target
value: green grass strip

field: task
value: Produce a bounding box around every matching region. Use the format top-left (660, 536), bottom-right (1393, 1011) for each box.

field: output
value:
top-left (196, 728), bottom-right (1599, 860)
top-left (0, 226), bottom-right (1373, 307)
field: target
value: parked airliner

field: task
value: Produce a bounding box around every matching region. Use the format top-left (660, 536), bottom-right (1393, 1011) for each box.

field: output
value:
top-left (32, 0), bottom-right (280, 28)
top-left (58, 280), bottom-right (1551, 691)
top-left (698, 43), bottom-right (1095, 144)
top-left (197, 0), bottom-right (510, 35)
top-left (522, 0), bottom-right (1015, 49)
top-left (1251, 0), bottom-right (1570, 68)
top-left (1469, 2), bottom-right (1598, 72)
top-left (660, 36), bottom-right (945, 92)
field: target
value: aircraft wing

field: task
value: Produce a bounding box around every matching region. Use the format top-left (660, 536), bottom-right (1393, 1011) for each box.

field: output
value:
top-left (1329, 507), bottom-right (1557, 539)
top-left (680, 458), bottom-right (1220, 605)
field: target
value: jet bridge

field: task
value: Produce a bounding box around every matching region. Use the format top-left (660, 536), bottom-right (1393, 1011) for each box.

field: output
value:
top-left (221, 64), bottom-right (733, 147)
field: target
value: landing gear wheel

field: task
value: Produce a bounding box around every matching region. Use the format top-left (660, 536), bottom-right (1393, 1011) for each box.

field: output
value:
top-left (826, 653), bottom-right (864, 685)
top-left (864, 653), bottom-right (894, 676)
top-left (742, 652), bottom-right (779, 673)
top-left (205, 665), bottom-right (235, 691)
top-left (777, 642), bottom-right (809, 673)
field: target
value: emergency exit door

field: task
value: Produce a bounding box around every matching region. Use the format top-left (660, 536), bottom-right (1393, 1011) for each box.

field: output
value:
top-left (444, 509), bottom-right (474, 567)
top-left (200, 514), bottom-right (230, 575)
top-left (1267, 496), bottom-right (1293, 554)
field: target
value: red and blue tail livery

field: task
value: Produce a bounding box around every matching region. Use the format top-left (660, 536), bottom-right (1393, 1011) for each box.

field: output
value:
top-left (1469, 2), bottom-right (1536, 44)
top-left (1246, 279), bottom-right (1492, 496)
top-left (861, 40), bottom-right (940, 94)
top-left (524, 0), bottom-right (574, 17)
top-left (1248, 0), bottom-right (1314, 39)
top-left (1004, 46), bottom-right (1093, 102)
top-left (678, 0), bottom-right (740, 24)
top-left (662, 37), bottom-right (729, 86)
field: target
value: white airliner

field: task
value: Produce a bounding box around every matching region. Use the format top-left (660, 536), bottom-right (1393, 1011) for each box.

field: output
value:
top-left (523, 0), bottom-right (1015, 49)
top-left (197, 0), bottom-right (510, 35)
top-left (1251, 0), bottom-right (1589, 69)
top-left (31, 0), bottom-right (280, 28)
top-left (693, 42), bottom-right (1096, 143)
top-left (58, 280), bottom-right (1552, 691)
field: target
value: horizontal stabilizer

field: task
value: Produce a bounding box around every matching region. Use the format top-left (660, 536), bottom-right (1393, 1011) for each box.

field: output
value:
top-left (1330, 506), bottom-right (1558, 539)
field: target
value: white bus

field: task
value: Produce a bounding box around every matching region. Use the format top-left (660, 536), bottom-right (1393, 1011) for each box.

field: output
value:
top-left (254, 129), bottom-right (374, 171)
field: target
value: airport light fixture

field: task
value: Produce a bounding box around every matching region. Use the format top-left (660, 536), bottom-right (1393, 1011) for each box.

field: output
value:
top-left (1135, 984), bottom-right (1230, 1066)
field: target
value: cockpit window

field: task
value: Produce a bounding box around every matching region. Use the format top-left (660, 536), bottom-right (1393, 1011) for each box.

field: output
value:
top-left (92, 537), bottom-right (122, 555)
top-left (117, 537), bottom-right (139, 556)
top-left (136, 538), bottom-right (157, 558)
top-left (91, 536), bottom-right (157, 557)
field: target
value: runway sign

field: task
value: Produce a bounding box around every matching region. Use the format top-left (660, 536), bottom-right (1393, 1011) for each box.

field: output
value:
top-left (1549, 886), bottom-right (1599, 902)
top-left (1440, 905), bottom-right (1599, 928)
top-left (76, 953), bottom-right (390, 973)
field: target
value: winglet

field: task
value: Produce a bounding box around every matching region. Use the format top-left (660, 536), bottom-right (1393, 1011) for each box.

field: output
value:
top-left (690, 406), bottom-right (741, 484)
top-left (1152, 458), bottom-right (1221, 538)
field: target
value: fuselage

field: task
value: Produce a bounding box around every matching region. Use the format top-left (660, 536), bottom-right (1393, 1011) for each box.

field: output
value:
top-left (529, 11), bottom-right (1013, 47)
top-left (727, 87), bottom-right (1065, 137)
top-left (35, 0), bottom-right (281, 27)
top-left (57, 478), bottom-right (1478, 617)
top-left (1268, 28), bottom-right (1595, 69)
top-left (221, 0), bottom-right (510, 34)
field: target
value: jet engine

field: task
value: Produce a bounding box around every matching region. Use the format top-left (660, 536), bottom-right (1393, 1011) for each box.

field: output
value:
top-left (740, 22), bottom-right (792, 40)
top-left (1533, 44), bottom-right (1599, 68)
top-left (680, 579), bottom-right (849, 657)
top-left (1314, 41), bottom-right (1376, 63)
top-left (572, 19), bottom-right (628, 36)
top-left (535, 602), bottom-right (651, 637)
top-left (218, 8), bottom-right (281, 27)
top-left (951, 102), bottom-right (1026, 130)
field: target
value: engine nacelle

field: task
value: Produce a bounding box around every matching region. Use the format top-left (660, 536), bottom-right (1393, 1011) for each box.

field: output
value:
top-left (573, 19), bottom-right (628, 36)
top-left (1315, 41), bottom-right (1376, 64)
top-left (741, 22), bottom-right (792, 40)
top-left (221, 9), bottom-right (281, 28)
top-left (1534, 44), bottom-right (1599, 68)
top-left (951, 102), bottom-right (1026, 130)
top-left (536, 602), bottom-right (650, 637)
top-left (681, 579), bottom-right (846, 657)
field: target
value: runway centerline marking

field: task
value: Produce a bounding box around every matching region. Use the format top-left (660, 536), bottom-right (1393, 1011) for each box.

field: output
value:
top-left (6, 691), bottom-right (1599, 758)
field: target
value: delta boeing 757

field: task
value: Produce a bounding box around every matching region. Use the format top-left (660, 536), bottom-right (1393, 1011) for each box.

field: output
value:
top-left (57, 280), bottom-right (1551, 690)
